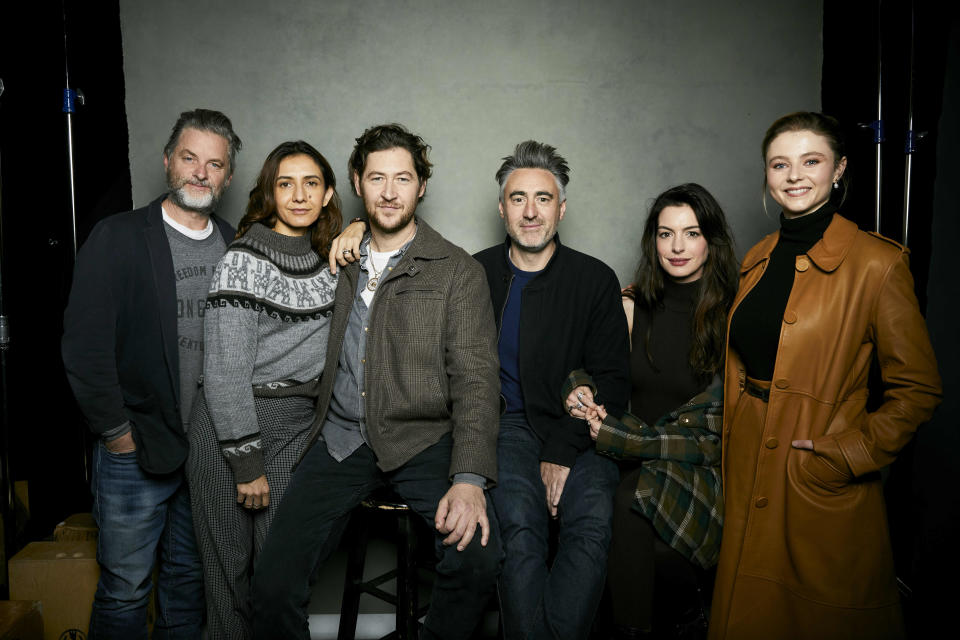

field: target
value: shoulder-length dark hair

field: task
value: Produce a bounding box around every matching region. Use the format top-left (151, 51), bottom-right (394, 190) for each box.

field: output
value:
top-left (236, 140), bottom-right (343, 257)
top-left (624, 183), bottom-right (739, 380)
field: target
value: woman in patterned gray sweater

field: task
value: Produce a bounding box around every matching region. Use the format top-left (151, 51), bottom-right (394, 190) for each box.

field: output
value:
top-left (187, 140), bottom-right (362, 638)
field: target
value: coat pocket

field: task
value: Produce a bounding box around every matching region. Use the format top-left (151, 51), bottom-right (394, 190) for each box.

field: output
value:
top-left (799, 449), bottom-right (852, 492)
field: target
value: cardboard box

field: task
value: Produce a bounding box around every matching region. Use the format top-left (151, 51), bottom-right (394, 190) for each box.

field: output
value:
top-left (8, 541), bottom-right (98, 640)
top-left (53, 514), bottom-right (98, 543)
top-left (0, 601), bottom-right (43, 640)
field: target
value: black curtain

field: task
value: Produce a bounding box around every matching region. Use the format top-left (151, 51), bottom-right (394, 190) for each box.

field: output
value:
top-left (823, 2), bottom-right (959, 637)
top-left (0, 0), bottom-right (131, 572)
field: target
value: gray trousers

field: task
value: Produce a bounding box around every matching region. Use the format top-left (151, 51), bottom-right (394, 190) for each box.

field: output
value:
top-left (186, 390), bottom-right (314, 640)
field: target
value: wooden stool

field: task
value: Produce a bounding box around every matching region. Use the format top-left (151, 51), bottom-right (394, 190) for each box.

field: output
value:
top-left (338, 493), bottom-right (430, 640)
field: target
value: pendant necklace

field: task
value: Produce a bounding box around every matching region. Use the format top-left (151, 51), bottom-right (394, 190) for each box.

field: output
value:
top-left (366, 251), bottom-right (385, 291)
top-left (366, 224), bottom-right (415, 291)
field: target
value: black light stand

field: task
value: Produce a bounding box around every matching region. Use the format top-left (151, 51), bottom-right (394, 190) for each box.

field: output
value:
top-left (61, 0), bottom-right (90, 486)
top-left (901, 0), bottom-right (924, 248)
top-left (860, 0), bottom-right (886, 233)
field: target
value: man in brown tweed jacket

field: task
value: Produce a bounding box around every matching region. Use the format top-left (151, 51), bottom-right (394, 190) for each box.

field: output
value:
top-left (251, 124), bottom-right (502, 640)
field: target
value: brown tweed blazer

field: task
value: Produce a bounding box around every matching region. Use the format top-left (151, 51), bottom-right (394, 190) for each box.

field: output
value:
top-left (302, 219), bottom-right (500, 481)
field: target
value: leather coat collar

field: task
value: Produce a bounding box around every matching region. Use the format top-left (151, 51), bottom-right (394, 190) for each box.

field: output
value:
top-left (741, 213), bottom-right (858, 274)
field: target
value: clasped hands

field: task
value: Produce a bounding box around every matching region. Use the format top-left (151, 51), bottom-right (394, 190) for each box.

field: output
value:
top-left (565, 385), bottom-right (606, 441)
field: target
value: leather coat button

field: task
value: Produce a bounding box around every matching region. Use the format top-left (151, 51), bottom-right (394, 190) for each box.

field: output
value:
top-left (775, 378), bottom-right (789, 389)
top-left (796, 257), bottom-right (810, 272)
top-left (755, 497), bottom-right (768, 508)
top-left (783, 310), bottom-right (797, 324)
top-left (765, 437), bottom-right (779, 449)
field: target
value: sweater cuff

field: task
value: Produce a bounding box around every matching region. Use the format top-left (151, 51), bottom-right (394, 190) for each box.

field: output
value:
top-left (453, 472), bottom-right (487, 489)
top-left (222, 437), bottom-right (266, 484)
top-left (102, 421), bottom-right (132, 442)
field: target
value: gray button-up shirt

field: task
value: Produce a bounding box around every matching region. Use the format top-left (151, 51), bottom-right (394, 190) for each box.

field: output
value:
top-left (323, 235), bottom-right (409, 460)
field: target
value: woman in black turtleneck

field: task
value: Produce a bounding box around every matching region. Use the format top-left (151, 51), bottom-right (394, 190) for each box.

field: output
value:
top-left (709, 113), bottom-right (941, 640)
top-left (569, 184), bottom-right (738, 638)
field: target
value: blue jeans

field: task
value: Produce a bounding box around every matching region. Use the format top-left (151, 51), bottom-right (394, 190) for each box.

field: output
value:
top-left (251, 434), bottom-right (502, 640)
top-left (89, 440), bottom-right (204, 640)
top-left (491, 414), bottom-right (619, 640)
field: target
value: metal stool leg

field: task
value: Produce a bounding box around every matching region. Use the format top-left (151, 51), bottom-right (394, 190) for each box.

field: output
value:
top-left (396, 509), bottom-right (419, 639)
top-left (338, 512), bottom-right (370, 640)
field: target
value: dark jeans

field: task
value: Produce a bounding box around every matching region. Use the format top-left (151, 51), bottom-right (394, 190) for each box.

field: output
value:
top-left (89, 440), bottom-right (204, 640)
top-left (251, 433), bottom-right (502, 640)
top-left (491, 414), bottom-right (619, 640)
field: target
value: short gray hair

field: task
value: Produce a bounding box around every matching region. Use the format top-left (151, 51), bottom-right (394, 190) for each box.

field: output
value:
top-left (163, 108), bottom-right (242, 174)
top-left (495, 140), bottom-right (570, 203)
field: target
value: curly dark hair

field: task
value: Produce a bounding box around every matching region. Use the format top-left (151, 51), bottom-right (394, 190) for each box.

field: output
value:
top-left (236, 140), bottom-right (342, 258)
top-left (347, 123), bottom-right (432, 201)
top-left (624, 183), bottom-right (739, 380)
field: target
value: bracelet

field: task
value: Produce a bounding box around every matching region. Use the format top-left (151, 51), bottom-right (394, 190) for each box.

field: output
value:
top-left (349, 217), bottom-right (367, 228)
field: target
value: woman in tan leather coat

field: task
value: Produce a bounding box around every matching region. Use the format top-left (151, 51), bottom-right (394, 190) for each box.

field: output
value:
top-left (708, 112), bottom-right (941, 640)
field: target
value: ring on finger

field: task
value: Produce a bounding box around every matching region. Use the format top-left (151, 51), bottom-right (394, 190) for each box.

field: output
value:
top-left (576, 401), bottom-right (584, 410)
top-left (342, 249), bottom-right (352, 256)
top-left (577, 391), bottom-right (584, 400)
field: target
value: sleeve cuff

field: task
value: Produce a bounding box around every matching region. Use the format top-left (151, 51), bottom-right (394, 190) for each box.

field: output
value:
top-left (594, 416), bottom-right (626, 455)
top-left (560, 369), bottom-right (598, 408)
top-left (223, 441), bottom-right (266, 484)
top-left (102, 421), bottom-right (131, 442)
top-left (453, 472), bottom-right (487, 489)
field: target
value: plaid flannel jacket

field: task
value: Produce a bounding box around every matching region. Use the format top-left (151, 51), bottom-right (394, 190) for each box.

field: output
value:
top-left (562, 371), bottom-right (724, 569)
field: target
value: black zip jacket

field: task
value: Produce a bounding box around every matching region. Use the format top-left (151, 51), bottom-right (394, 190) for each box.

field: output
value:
top-left (474, 235), bottom-right (630, 467)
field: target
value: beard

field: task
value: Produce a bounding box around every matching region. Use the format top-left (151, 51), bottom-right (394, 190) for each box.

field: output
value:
top-left (365, 199), bottom-right (417, 236)
top-left (505, 218), bottom-right (556, 253)
top-left (166, 169), bottom-right (221, 215)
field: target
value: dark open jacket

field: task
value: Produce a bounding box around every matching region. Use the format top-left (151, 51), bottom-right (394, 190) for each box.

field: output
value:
top-left (474, 236), bottom-right (630, 467)
top-left (62, 195), bottom-right (234, 474)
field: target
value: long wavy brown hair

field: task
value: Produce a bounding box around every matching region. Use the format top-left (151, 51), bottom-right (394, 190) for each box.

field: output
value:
top-left (236, 140), bottom-right (343, 257)
top-left (624, 183), bottom-right (738, 380)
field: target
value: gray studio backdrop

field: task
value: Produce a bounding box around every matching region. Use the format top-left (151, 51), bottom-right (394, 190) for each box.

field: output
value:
top-left (119, 0), bottom-right (822, 283)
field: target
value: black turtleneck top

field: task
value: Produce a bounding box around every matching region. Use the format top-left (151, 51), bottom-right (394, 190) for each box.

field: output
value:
top-left (729, 203), bottom-right (834, 381)
top-left (630, 277), bottom-right (704, 425)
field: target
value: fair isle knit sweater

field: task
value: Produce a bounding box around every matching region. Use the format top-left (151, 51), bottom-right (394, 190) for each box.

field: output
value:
top-left (203, 222), bottom-right (337, 482)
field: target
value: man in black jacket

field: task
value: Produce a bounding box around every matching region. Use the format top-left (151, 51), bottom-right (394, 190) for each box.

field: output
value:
top-left (62, 109), bottom-right (240, 639)
top-left (473, 140), bottom-right (630, 639)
